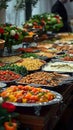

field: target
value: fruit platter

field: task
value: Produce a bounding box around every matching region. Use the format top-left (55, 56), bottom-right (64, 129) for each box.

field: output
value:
top-left (0, 85), bottom-right (63, 107)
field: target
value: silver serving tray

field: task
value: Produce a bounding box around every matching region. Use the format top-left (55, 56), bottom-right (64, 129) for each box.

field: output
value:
top-left (7, 90), bottom-right (63, 107)
top-left (42, 61), bottom-right (73, 73)
top-left (17, 73), bottom-right (73, 88)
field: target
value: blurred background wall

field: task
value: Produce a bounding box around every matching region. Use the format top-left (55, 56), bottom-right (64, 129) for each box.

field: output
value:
top-left (5, 0), bottom-right (73, 30)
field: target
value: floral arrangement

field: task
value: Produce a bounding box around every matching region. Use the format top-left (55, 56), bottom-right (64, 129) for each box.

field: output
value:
top-left (23, 13), bottom-right (63, 32)
top-left (0, 23), bottom-right (29, 48)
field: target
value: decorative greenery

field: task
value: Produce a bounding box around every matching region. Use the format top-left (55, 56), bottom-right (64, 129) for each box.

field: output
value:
top-left (0, 0), bottom-right (11, 9)
top-left (0, 23), bottom-right (29, 47)
top-left (23, 13), bottom-right (63, 32)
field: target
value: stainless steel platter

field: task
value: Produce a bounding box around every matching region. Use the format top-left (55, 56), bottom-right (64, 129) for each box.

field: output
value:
top-left (17, 72), bottom-right (73, 88)
top-left (0, 70), bottom-right (22, 84)
top-left (7, 90), bottom-right (63, 107)
top-left (42, 61), bottom-right (73, 73)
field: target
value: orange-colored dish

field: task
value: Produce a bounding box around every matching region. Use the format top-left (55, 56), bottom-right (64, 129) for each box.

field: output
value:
top-left (1, 85), bottom-right (55, 103)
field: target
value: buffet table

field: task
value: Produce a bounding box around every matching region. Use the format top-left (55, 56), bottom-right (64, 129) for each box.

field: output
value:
top-left (0, 33), bottom-right (73, 130)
